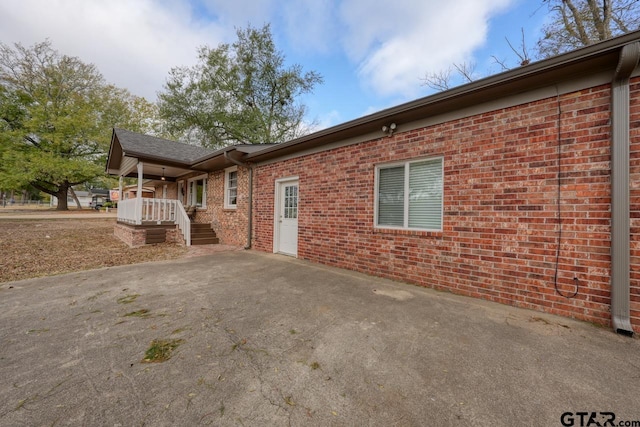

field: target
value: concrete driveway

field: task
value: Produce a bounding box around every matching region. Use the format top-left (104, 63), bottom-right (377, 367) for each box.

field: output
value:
top-left (1, 251), bottom-right (638, 426)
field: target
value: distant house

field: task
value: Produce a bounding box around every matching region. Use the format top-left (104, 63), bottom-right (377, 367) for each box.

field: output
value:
top-left (51, 189), bottom-right (108, 208)
top-left (106, 32), bottom-right (640, 335)
top-left (117, 183), bottom-right (155, 200)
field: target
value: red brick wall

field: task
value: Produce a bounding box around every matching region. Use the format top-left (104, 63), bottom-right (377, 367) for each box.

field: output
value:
top-left (254, 81), bottom-right (640, 332)
top-left (171, 169), bottom-right (249, 246)
top-left (208, 167), bottom-right (250, 247)
top-left (151, 182), bottom-right (177, 201)
top-left (114, 223), bottom-right (146, 247)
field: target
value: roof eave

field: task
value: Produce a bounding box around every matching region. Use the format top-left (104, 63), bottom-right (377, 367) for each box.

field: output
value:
top-left (246, 32), bottom-right (639, 163)
top-left (105, 129), bottom-right (121, 173)
top-left (119, 150), bottom-right (196, 170)
top-left (191, 146), bottom-right (242, 171)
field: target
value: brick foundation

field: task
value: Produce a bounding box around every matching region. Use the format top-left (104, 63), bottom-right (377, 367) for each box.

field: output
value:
top-left (114, 223), bottom-right (186, 247)
top-left (114, 223), bottom-right (147, 248)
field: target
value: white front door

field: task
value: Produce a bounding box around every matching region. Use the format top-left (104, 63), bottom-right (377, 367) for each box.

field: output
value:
top-left (276, 180), bottom-right (299, 256)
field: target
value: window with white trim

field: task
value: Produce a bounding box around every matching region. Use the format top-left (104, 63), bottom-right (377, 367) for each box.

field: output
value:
top-left (375, 157), bottom-right (443, 230)
top-left (187, 175), bottom-right (207, 208)
top-left (224, 167), bottom-right (238, 209)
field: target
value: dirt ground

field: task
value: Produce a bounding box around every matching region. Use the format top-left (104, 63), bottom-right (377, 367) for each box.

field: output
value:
top-left (0, 218), bottom-right (187, 283)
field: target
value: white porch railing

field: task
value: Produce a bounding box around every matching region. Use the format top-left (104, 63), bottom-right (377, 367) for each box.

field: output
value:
top-left (175, 201), bottom-right (191, 247)
top-left (117, 199), bottom-right (139, 224)
top-left (117, 198), bottom-right (191, 246)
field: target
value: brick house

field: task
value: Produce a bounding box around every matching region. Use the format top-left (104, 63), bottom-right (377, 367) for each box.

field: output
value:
top-left (106, 32), bottom-right (640, 335)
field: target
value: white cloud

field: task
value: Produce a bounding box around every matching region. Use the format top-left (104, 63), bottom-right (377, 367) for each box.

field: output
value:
top-left (308, 109), bottom-right (342, 132)
top-left (338, 0), bottom-right (513, 97)
top-left (199, 0), bottom-right (274, 26)
top-left (281, 0), bottom-right (339, 53)
top-left (0, 0), bottom-right (227, 100)
top-left (0, 0), bottom-right (516, 117)
top-left (271, 0), bottom-right (514, 98)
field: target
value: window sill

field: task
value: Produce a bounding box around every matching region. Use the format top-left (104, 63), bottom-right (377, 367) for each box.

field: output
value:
top-left (373, 227), bottom-right (443, 238)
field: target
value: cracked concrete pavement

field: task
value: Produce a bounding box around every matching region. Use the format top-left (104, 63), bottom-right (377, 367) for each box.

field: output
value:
top-left (1, 250), bottom-right (639, 426)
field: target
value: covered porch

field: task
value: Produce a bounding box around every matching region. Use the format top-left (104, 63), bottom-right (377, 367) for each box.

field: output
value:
top-left (106, 129), bottom-right (218, 247)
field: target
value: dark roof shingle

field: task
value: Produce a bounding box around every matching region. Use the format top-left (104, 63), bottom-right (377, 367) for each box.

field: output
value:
top-left (114, 128), bottom-right (215, 164)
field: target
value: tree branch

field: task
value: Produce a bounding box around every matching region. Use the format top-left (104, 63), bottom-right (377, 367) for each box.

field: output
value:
top-left (421, 68), bottom-right (452, 91)
top-left (23, 135), bottom-right (41, 148)
top-left (563, 0), bottom-right (590, 44)
top-left (453, 62), bottom-right (475, 83)
top-left (30, 181), bottom-right (58, 197)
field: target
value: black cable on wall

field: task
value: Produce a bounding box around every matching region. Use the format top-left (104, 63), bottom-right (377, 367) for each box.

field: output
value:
top-left (553, 87), bottom-right (579, 298)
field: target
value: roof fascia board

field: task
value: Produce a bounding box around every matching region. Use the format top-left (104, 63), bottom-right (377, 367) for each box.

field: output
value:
top-left (191, 145), bottom-right (238, 165)
top-left (248, 33), bottom-right (639, 163)
top-left (254, 69), bottom-right (615, 167)
top-left (404, 69), bottom-right (614, 135)
top-left (105, 130), bottom-right (122, 172)
top-left (190, 146), bottom-right (246, 171)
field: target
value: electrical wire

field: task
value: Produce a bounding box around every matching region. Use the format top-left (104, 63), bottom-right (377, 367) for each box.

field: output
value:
top-left (553, 87), bottom-right (578, 298)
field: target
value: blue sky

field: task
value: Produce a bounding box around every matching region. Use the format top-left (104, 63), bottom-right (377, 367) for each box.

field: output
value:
top-left (0, 0), bottom-right (549, 131)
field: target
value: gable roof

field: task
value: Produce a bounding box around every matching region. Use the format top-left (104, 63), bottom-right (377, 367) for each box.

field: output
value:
top-left (105, 128), bottom-right (277, 176)
top-left (112, 128), bottom-right (215, 164)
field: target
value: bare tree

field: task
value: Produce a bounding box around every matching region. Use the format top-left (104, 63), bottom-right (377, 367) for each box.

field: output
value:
top-left (453, 62), bottom-right (476, 82)
top-left (492, 28), bottom-right (532, 71)
top-left (538, 0), bottom-right (640, 57)
top-left (422, 1), bottom-right (639, 92)
top-left (422, 62), bottom-right (475, 91)
top-left (422, 68), bottom-right (453, 91)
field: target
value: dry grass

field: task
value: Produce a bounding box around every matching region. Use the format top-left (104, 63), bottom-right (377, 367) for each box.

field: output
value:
top-left (0, 218), bottom-right (187, 283)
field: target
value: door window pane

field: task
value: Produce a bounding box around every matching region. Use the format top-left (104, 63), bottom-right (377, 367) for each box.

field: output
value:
top-left (284, 185), bottom-right (298, 219)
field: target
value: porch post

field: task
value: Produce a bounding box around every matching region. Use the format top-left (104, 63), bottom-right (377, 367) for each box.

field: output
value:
top-left (118, 176), bottom-right (123, 202)
top-left (136, 161), bottom-right (143, 225)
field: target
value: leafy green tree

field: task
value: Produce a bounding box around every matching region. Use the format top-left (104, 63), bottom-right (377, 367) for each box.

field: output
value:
top-left (158, 24), bottom-right (323, 148)
top-left (0, 41), bottom-right (156, 210)
top-left (538, 0), bottom-right (640, 57)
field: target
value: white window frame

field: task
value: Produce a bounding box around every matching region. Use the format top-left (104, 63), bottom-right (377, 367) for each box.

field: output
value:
top-left (374, 156), bottom-right (443, 231)
top-left (187, 174), bottom-right (207, 208)
top-left (224, 166), bottom-right (238, 209)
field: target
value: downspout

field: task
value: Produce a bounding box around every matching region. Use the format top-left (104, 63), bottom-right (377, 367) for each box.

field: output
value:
top-left (224, 151), bottom-right (253, 249)
top-left (610, 42), bottom-right (640, 336)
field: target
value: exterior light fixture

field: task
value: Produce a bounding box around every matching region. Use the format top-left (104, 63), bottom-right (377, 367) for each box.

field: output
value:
top-left (161, 167), bottom-right (166, 181)
top-left (382, 122), bottom-right (397, 137)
